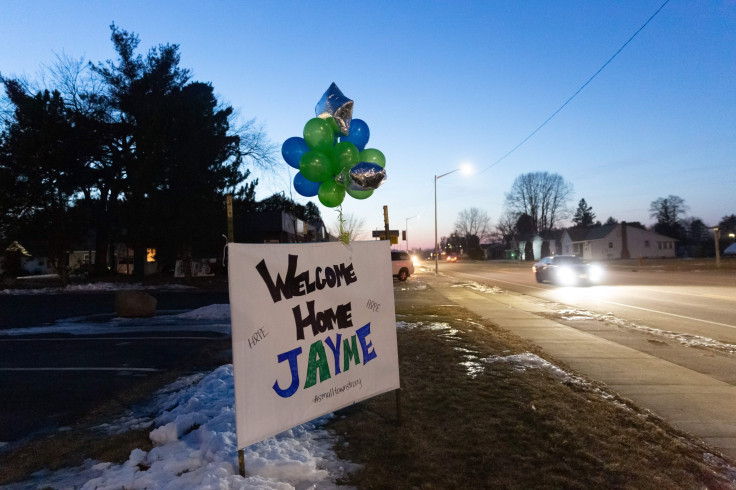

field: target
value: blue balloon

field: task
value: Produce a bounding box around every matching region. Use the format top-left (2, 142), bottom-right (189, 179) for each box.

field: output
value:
top-left (293, 172), bottom-right (321, 197)
top-left (282, 137), bottom-right (310, 169)
top-left (339, 118), bottom-right (370, 152)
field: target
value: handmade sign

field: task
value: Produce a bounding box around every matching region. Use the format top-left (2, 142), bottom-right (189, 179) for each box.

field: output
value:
top-left (228, 240), bottom-right (400, 449)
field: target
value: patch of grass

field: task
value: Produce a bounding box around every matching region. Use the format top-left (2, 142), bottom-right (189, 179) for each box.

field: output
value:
top-left (329, 303), bottom-right (736, 489)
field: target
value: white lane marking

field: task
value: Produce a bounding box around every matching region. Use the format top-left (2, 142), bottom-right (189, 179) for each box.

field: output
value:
top-left (0, 367), bottom-right (159, 372)
top-left (453, 271), bottom-right (736, 330)
top-left (592, 300), bottom-right (736, 330)
top-left (629, 287), bottom-right (736, 302)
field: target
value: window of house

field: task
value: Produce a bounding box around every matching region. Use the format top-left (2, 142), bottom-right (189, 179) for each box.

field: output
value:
top-left (645, 240), bottom-right (650, 248)
top-left (609, 242), bottom-right (613, 249)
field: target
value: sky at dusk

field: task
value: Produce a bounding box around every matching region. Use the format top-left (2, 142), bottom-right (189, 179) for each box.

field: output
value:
top-left (1, 0), bottom-right (734, 250)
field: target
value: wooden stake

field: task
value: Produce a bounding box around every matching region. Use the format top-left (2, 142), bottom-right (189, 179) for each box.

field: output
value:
top-left (238, 448), bottom-right (246, 477)
top-left (395, 388), bottom-right (402, 426)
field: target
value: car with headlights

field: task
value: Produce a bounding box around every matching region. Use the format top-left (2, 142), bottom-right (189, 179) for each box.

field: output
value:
top-left (391, 250), bottom-right (414, 281)
top-left (532, 255), bottom-right (604, 286)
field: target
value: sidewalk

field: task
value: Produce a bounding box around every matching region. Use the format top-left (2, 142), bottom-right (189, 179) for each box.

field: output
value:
top-left (423, 272), bottom-right (736, 460)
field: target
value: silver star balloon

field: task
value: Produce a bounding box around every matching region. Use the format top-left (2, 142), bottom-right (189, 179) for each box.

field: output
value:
top-left (315, 83), bottom-right (354, 136)
top-left (341, 162), bottom-right (387, 191)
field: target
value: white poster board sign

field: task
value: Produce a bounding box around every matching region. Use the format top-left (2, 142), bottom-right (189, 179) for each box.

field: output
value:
top-left (228, 241), bottom-right (400, 449)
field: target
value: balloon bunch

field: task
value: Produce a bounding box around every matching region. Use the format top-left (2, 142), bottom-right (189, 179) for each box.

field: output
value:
top-left (281, 83), bottom-right (387, 208)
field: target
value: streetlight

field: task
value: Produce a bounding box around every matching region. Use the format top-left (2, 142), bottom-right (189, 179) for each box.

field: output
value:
top-left (405, 215), bottom-right (418, 252)
top-left (434, 164), bottom-right (471, 274)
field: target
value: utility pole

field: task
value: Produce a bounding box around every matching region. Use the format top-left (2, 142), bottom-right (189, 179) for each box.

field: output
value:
top-left (383, 205), bottom-right (390, 242)
top-left (226, 194), bottom-right (234, 243)
top-left (714, 227), bottom-right (721, 267)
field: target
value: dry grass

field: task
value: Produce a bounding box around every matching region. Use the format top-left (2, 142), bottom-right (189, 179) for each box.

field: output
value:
top-left (328, 303), bottom-right (736, 489)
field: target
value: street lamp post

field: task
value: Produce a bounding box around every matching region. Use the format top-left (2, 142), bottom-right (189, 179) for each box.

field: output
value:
top-left (434, 168), bottom-right (464, 274)
top-left (405, 215), bottom-right (418, 252)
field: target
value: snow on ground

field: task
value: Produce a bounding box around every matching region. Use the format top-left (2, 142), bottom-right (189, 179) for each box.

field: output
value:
top-left (6, 303), bottom-right (360, 490)
top-left (397, 320), bottom-right (633, 411)
top-left (0, 304), bottom-right (233, 337)
top-left (451, 281), bottom-right (504, 294)
top-left (10, 365), bottom-right (360, 490)
top-left (12, 283), bottom-right (729, 488)
top-left (0, 282), bottom-right (196, 295)
top-left (394, 278), bottom-right (427, 291)
top-left (554, 307), bottom-right (736, 354)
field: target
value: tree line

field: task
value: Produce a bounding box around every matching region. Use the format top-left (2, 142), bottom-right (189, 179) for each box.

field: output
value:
top-left (444, 171), bottom-right (734, 259)
top-left (0, 25), bottom-right (296, 282)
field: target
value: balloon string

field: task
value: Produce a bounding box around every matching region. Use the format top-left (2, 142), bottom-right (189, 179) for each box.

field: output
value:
top-left (338, 205), bottom-right (349, 244)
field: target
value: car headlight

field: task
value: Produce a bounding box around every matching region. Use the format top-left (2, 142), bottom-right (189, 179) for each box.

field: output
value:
top-left (556, 266), bottom-right (577, 286)
top-left (589, 265), bottom-right (604, 283)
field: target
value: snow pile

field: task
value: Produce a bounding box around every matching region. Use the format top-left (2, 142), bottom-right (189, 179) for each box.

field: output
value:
top-left (556, 307), bottom-right (736, 354)
top-left (15, 365), bottom-right (359, 490)
top-left (394, 279), bottom-right (427, 291)
top-left (174, 304), bottom-right (231, 321)
top-left (483, 352), bottom-right (575, 380)
top-left (452, 281), bottom-right (504, 294)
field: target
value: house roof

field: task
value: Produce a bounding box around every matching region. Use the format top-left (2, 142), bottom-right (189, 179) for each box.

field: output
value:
top-left (565, 223), bottom-right (678, 243)
top-left (565, 224), bottom-right (616, 243)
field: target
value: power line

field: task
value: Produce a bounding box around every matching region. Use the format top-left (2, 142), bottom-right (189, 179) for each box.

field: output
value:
top-left (479, 0), bottom-right (671, 175)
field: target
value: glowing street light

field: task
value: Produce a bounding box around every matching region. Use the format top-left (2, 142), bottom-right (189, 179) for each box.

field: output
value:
top-left (434, 164), bottom-right (472, 274)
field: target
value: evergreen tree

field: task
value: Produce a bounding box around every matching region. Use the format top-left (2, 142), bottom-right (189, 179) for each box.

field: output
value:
top-left (0, 82), bottom-right (90, 283)
top-left (572, 198), bottom-right (596, 227)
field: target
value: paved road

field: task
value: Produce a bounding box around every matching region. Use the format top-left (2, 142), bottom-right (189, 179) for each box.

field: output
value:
top-left (439, 261), bottom-right (736, 344)
top-left (0, 290), bottom-right (231, 445)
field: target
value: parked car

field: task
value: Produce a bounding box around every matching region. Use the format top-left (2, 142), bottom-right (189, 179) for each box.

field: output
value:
top-left (391, 250), bottom-right (414, 281)
top-left (532, 255), bottom-right (604, 286)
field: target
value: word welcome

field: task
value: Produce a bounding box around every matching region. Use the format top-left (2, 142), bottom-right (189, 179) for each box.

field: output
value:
top-left (273, 324), bottom-right (377, 398)
top-left (256, 254), bottom-right (357, 303)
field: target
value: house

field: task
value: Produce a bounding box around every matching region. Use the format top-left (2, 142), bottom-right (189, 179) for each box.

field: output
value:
top-left (235, 211), bottom-right (330, 244)
top-left (561, 223), bottom-right (677, 260)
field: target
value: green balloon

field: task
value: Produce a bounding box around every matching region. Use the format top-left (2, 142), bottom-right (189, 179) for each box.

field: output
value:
top-left (325, 116), bottom-right (340, 134)
top-left (359, 148), bottom-right (386, 168)
top-left (347, 188), bottom-right (374, 200)
top-left (299, 150), bottom-right (332, 182)
top-left (331, 141), bottom-right (359, 175)
top-left (303, 118), bottom-right (334, 153)
top-left (318, 181), bottom-right (346, 207)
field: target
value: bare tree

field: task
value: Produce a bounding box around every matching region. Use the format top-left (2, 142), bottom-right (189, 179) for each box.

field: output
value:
top-left (649, 195), bottom-right (688, 240)
top-left (454, 207), bottom-right (491, 241)
top-left (504, 171), bottom-right (573, 235)
top-left (495, 209), bottom-right (519, 243)
top-left (332, 212), bottom-right (366, 243)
